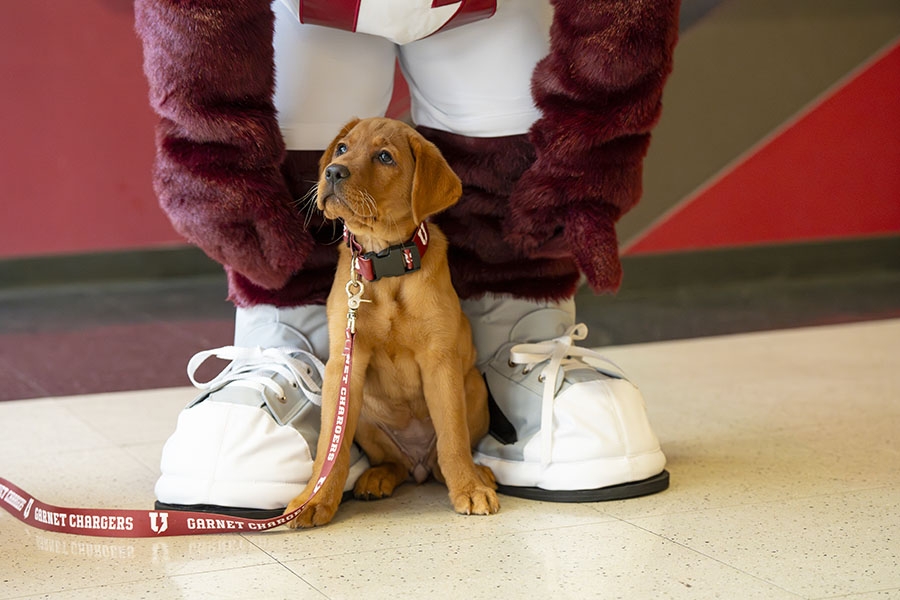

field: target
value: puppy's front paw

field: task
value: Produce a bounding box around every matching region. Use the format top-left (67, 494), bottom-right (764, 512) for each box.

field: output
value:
top-left (284, 490), bottom-right (340, 529)
top-left (475, 464), bottom-right (497, 489)
top-left (448, 469), bottom-right (498, 515)
top-left (450, 483), bottom-right (500, 515)
top-left (446, 465), bottom-right (499, 515)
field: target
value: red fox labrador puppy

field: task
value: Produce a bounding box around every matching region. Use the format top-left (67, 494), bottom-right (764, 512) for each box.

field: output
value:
top-left (286, 117), bottom-right (499, 528)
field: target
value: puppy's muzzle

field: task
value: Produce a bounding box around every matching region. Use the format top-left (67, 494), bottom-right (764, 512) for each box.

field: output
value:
top-left (324, 164), bottom-right (350, 185)
top-left (322, 163), bottom-right (350, 201)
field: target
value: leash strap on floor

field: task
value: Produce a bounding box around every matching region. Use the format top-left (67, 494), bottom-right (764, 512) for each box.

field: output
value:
top-left (0, 476), bottom-right (303, 537)
top-left (1, 352), bottom-right (347, 538)
top-left (1, 396), bottom-right (347, 538)
top-left (2, 277), bottom-right (362, 539)
top-left (0, 325), bottom-right (357, 539)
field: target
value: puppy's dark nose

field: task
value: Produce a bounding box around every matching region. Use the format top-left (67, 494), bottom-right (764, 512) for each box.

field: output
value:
top-left (325, 164), bottom-right (350, 184)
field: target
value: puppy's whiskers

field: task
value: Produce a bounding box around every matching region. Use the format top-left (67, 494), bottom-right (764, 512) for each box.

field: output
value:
top-left (294, 184), bottom-right (319, 229)
top-left (353, 189), bottom-right (379, 219)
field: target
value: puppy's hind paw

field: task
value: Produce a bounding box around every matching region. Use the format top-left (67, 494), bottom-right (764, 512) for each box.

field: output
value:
top-left (353, 463), bottom-right (407, 500)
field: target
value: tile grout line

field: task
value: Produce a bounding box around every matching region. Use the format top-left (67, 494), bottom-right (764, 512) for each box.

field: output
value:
top-left (621, 518), bottom-right (809, 599)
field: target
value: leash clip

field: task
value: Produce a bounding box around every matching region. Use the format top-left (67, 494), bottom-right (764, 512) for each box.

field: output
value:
top-left (345, 272), bottom-right (371, 335)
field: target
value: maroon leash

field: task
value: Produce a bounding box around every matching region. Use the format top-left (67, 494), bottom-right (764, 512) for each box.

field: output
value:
top-left (0, 259), bottom-right (370, 538)
top-left (1, 355), bottom-right (352, 537)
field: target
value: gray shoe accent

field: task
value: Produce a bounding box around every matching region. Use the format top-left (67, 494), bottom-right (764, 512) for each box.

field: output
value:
top-left (235, 304), bottom-right (329, 359)
top-left (196, 304), bottom-right (330, 449)
top-left (462, 295), bottom-right (576, 369)
top-left (190, 365), bottom-right (323, 458)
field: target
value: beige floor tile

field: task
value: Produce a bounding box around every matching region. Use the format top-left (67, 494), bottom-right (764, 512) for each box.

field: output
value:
top-left (0, 526), bottom-right (279, 599)
top-left (600, 320), bottom-right (900, 438)
top-left (633, 486), bottom-right (900, 598)
top-left (122, 440), bottom-right (167, 475)
top-left (1, 444), bottom-right (156, 508)
top-left (251, 480), bottom-right (616, 562)
top-left (31, 563), bottom-right (327, 600)
top-left (283, 520), bottom-right (803, 600)
top-left (593, 319), bottom-right (900, 519)
top-left (0, 399), bottom-right (113, 461)
top-left (831, 591), bottom-right (900, 599)
top-left (58, 387), bottom-right (196, 447)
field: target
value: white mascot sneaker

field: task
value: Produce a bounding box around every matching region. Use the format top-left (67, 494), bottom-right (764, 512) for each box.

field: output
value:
top-left (464, 295), bottom-right (669, 502)
top-left (154, 304), bottom-right (369, 518)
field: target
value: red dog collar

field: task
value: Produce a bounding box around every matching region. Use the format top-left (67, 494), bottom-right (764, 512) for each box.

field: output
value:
top-left (343, 222), bottom-right (430, 282)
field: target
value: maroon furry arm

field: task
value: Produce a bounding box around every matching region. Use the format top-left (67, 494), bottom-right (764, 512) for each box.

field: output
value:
top-left (134, 0), bottom-right (311, 290)
top-left (509, 0), bottom-right (680, 292)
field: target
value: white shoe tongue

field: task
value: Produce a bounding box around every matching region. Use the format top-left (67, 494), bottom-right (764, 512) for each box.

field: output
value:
top-left (509, 307), bottom-right (575, 344)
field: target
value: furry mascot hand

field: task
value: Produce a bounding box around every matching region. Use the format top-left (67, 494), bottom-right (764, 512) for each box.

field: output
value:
top-left (508, 0), bottom-right (680, 292)
top-left (135, 0), bottom-right (312, 291)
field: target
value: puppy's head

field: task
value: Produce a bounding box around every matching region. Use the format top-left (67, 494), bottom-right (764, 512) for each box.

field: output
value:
top-left (317, 117), bottom-right (462, 245)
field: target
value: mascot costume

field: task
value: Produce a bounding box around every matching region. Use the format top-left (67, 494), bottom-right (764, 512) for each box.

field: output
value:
top-left (135, 0), bottom-right (680, 518)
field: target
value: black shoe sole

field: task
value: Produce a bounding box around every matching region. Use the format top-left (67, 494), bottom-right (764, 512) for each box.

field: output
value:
top-left (154, 490), bottom-right (356, 520)
top-left (152, 501), bottom-right (285, 520)
top-left (494, 470), bottom-right (670, 503)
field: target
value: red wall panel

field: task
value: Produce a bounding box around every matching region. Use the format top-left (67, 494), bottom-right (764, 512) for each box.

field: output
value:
top-left (0, 2), bottom-right (181, 259)
top-left (626, 42), bottom-right (900, 255)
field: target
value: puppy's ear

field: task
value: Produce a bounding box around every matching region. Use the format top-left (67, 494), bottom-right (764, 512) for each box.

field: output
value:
top-left (319, 118), bottom-right (361, 175)
top-left (409, 133), bottom-right (462, 225)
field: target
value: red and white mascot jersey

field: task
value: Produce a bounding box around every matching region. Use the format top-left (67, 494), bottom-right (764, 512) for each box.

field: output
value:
top-left (294, 0), bottom-right (498, 44)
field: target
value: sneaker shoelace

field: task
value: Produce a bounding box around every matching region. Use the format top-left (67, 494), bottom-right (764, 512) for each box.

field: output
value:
top-left (508, 324), bottom-right (627, 466)
top-left (186, 346), bottom-right (326, 407)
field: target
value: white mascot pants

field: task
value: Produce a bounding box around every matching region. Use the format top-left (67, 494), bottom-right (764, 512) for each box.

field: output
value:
top-left (272, 0), bottom-right (553, 150)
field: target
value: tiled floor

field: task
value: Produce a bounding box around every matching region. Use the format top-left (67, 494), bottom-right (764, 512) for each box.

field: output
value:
top-left (1, 300), bottom-right (898, 598)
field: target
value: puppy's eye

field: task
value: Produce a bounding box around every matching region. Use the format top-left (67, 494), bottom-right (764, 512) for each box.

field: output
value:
top-left (377, 150), bottom-right (394, 165)
top-left (335, 143), bottom-right (348, 156)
